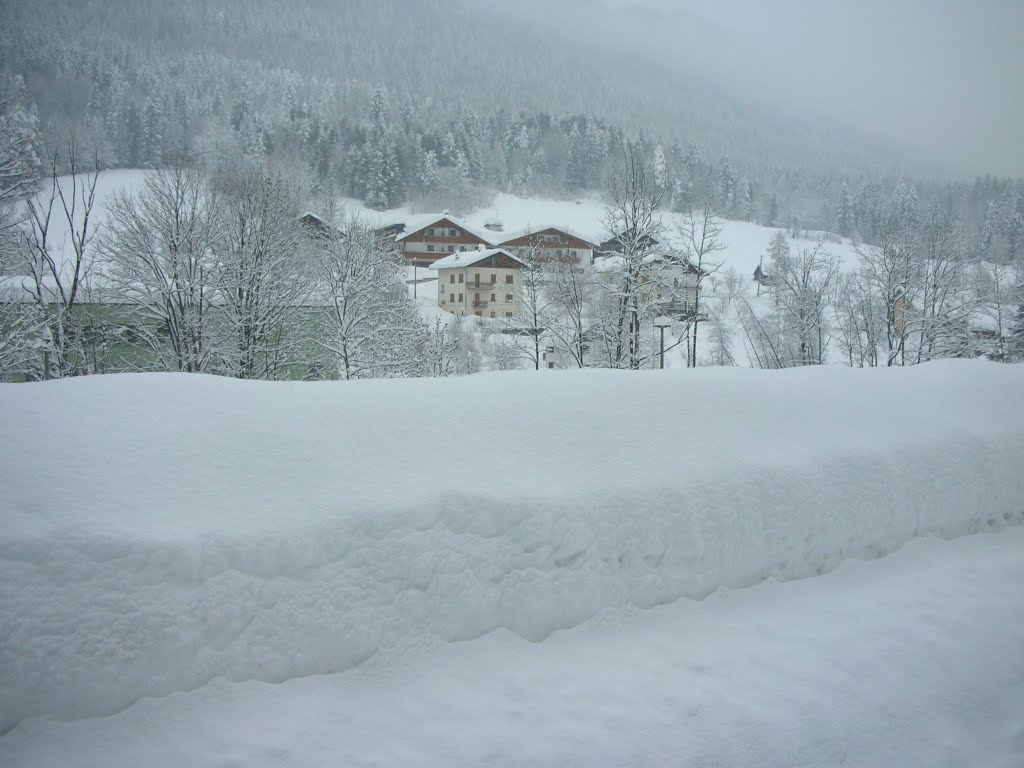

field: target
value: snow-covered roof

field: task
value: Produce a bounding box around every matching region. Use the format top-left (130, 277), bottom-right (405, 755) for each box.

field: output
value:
top-left (497, 225), bottom-right (599, 249)
top-left (643, 252), bottom-right (702, 273)
top-left (427, 248), bottom-right (525, 270)
top-left (592, 254), bottom-right (625, 273)
top-left (391, 214), bottom-right (497, 245)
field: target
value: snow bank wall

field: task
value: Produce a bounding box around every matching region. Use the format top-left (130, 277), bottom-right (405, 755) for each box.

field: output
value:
top-left (1, 361), bottom-right (1022, 730)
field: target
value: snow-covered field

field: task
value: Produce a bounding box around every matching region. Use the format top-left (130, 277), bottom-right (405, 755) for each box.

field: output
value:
top-left (1, 360), bottom-right (1023, 765)
top-left (358, 190), bottom-right (863, 281)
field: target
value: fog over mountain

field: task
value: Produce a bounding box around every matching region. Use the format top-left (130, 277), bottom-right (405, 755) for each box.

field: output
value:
top-left (601, 0), bottom-right (1024, 177)
top-left (7, 0), bottom-right (1020, 178)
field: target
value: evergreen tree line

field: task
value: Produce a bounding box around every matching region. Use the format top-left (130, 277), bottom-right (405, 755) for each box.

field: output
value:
top-left (2, 0), bottom-right (1021, 258)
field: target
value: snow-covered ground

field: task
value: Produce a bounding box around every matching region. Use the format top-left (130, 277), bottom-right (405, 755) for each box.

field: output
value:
top-left (1, 360), bottom-right (1023, 765)
top-left (3, 528), bottom-right (1022, 768)
top-left (17, 169), bottom-right (150, 270)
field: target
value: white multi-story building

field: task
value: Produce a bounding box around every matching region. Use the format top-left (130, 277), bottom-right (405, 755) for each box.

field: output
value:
top-left (430, 248), bottom-right (528, 319)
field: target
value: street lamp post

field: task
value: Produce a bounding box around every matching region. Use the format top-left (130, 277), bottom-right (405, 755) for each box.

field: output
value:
top-left (653, 316), bottom-right (673, 370)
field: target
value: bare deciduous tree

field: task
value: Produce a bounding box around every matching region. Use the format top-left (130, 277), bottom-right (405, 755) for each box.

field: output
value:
top-left (600, 141), bottom-right (664, 369)
top-left (544, 259), bottom-right (593, 368)
top-left (832, 272), bottom-right (883, 367)
top-left (973, 260), bottom-right (1016, 361)
top-left (101, 164), bottom-right (221, 372)
top-left (314, 216), bottom-right (428, 380)
top-left (677, 194), bottom-right (723, 366)
top-left (213, 163), bottom-right (312, 379)
top-left (911, 201), bottom-right (976, 363)
top-left (767, 239), bottom-right (840, 366)
top-left (0, 92), bottom-right (44, 379)
top-left (501, 244), bottom-right (554, 370)
top-left (857, 211), bottom-right (921, 366)
top-left (22, 139), bottom-right (102, 377)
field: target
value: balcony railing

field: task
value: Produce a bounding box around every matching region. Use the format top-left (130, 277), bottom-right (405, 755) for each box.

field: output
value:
top-left (659, 301), bottom-right (693, 315)
top-left (472, 300), bottom-right (489, 308)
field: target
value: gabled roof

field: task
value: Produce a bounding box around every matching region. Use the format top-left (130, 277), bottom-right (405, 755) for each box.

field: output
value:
top-left (300, 212), bottom-right (340, 240)
top-left (593, 252), bottom-right (704, 276)
top-left (388, 214), bottom-right (496, 244)
top-left (599, 232), bottom-right (661, 252)
top-left (644, 252), bottom-right (702, 274)
top-left (498, 225), bottom-right (599, 250)
top-left (428, 248), bottom-right (526, 271)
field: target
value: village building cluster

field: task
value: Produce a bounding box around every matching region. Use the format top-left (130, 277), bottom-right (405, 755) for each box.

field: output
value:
top-left (377, 213), bottom-right (702, 324)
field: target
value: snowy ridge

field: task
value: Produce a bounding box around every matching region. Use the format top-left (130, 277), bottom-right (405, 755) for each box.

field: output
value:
top-left (1, 361), bottom-right (1023, 731)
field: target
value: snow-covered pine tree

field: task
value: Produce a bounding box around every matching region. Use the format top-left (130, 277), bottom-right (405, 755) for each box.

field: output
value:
top-left (566, 124), bottom-right (586, 191)
top-left (141, 97), bottom-right (163, 168)
top-left (836, 181), bottom-right (853, 237)
top-left (652, 143), bottom-right (668, 199)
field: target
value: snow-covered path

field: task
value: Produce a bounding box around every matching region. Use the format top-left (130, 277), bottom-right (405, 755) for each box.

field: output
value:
top-left (3, 527), bottom-right (1022, 768)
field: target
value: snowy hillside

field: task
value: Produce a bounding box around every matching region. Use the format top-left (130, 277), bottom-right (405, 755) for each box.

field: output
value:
top-left (15, 172), bottom-right (848, 286)
top-left (360, 191), bottom-right (862, 280)
top-left (1, 361), bottom-right (1022, 746)
top-left (19, 169), bottom-right (149, 272)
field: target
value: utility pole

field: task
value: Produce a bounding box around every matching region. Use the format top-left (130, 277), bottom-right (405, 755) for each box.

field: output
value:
top-left (653, 316), bottom-right (672, 369)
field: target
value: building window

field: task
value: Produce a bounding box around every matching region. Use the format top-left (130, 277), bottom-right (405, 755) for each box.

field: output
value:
top-left (505, 293), bottom-right (513, 302)
top-left (449, 293), bottom-right (455, 302)
top-left (490, 311), bottom-right (496, 318)
top-left (475, 311), bottom-right (482, 317)
top-left (458, 274), bottom-right (464, 283)
top-left (548, 362), bottom-right (555, 369)
top-left (448, 228), bottom-right (458, 237)
top-left (449, 274), bottom-right (455, 284)
top-left (427, 244), bottom-right (435, 253)
top-left (505, 275), bottom-right (514, 284)
top-left (505, 312), bottom-right (513, 318)
top-left (474, 273), bottom-right (481, 284)
top-left (490, 274), bottom-right (497, 284)
top-left (556, 249), bottom-right (563, 258)
top-left (447, 245), bottom-right (455, 253)
top-left (490, 293), bottom-right (496, 302)
top-left (571, 250), bottom-right (578, 258)
top-left (475, 293), bottom-right (480, 301)
top-left (427, 228), bottom-right (435, 236)
top-left (460, 245), bottom-right (467, 251)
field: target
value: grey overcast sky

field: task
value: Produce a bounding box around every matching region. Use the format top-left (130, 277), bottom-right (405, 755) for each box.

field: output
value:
top-left (602, 0), bottom-right (1024, 176)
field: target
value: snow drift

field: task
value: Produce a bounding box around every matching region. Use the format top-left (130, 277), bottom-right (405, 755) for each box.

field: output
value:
top-left (1, 361), bottom-right (1022, 731)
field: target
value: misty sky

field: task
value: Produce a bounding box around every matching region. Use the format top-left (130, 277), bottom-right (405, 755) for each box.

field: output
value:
top-left (606, 0), bottom-right (1024, 177)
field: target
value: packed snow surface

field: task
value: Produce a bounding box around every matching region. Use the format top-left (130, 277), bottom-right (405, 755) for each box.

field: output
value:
top-left (3, 528), bottom-right (1022, 767)
top-left (1, 361), bottom-right (1023, 744)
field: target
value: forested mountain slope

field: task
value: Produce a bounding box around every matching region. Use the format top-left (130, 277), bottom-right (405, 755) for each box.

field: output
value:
top-left (1, 0), bottom-right (1022, 245)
